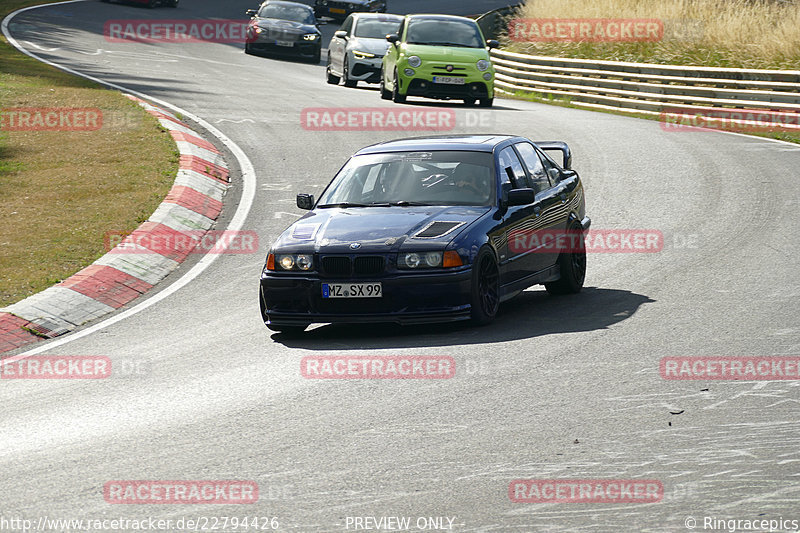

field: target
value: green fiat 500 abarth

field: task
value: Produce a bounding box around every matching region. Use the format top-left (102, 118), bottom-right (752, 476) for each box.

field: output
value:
top-left (380, 14), bottom-right (499, 107)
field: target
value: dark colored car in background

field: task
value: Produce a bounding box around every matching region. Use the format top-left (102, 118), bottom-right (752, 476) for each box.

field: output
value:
top-left (314, 0), bottom-right (387, 21)
top-left (260, 135), bottom-right (590, 334)
top-left (245, 1), bottom-right (324, 63)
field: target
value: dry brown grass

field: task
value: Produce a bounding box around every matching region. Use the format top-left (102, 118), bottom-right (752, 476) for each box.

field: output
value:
top-left (510, 0), bottom-right (800, 69)
top-left (0, 3), bottom-right (179, 307)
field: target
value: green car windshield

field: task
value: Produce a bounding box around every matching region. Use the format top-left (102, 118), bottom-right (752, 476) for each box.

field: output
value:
top-left (406, 19), bottom-right (484, 48)
top-left (318, 151), bottom-right (496, 207)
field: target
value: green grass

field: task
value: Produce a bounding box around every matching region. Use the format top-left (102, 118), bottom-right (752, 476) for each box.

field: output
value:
top-left (0, 1), bottom-right (179, 307)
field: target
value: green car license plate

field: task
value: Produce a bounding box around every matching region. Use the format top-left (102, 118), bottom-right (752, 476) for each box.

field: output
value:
top-left (432, 76), bottom-right (465, 85)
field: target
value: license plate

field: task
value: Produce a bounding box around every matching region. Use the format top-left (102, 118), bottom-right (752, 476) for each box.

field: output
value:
top-left (322, 282), bottom-right (382, 298)
top-left (432, 76), bottom-right (465, 85)
top-left (276, 40), bottom-right (294, 47)
top-left (330, 7), bottom-right (346, 13)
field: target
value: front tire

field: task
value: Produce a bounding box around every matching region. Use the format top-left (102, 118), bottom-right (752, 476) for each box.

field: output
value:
top-left (391, 70), bottom-right (406, 103)
top-left (326, 54), bottom-right (340, 84)
top-left (343, 58), bottom-right (357, 87)
top-left (470, 247), bottom-right (500, 325)
top-left (380, 69), bottom-right (392, 100)
top-left (545, 221), bottom-right (586, 295)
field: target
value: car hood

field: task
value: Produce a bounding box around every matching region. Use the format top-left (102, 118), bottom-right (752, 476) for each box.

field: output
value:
top-left (256, 18), bottom-right (318, 34)
top-left (348, 37), bottom-right (390, 56)
top-left (402, 43), bottom-right (490, 62)
top-left (274, 205), bottom-right (489, 253)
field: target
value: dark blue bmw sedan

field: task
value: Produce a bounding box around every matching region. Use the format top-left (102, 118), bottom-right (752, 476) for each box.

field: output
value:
top-left (260, 135), bottom-right (590, 333)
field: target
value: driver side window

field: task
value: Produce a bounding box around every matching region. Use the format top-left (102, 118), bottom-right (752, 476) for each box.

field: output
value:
top-left (515, 142), bottom-right (552, 194)
top-left (497, 147), bottom-right (527, 189)
top-left (340, 15), bottom-right (354, 35)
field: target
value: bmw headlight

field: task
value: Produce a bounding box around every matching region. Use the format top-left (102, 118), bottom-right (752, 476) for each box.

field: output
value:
top-left (407, 55), bottom-right (422, 68)
top-left (476, 59), bottom-right (490, 71)
top-left (268, 253), bottom-right (314, 272)
top-left (303, 34), bottom-right (319, 41)
top-left (398, 251), bottom-right (463, 270)
top-left (403, 68), bottom-right (415, 77)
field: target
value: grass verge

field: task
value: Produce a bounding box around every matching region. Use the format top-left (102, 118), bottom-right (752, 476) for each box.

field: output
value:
top-left (0, 1), bottom-right (179, 307)
top-left (507, 0), bottom-right (800, 70)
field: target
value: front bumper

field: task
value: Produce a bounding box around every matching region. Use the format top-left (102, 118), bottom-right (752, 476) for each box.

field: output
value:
top-left (397, 68), bottom-right (495, 100)
top-left (247, 34), bottom-right (320, 58)
top-left (348, 53), bottom-right (383, 82)
top-left (260, 268), bottom-right (473, 326)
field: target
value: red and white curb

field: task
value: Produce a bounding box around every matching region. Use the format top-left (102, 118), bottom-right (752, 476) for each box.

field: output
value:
top-left (0, 95), bottom-right (230, 354)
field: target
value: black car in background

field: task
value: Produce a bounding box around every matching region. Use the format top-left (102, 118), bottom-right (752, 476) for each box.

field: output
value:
top-left (245, 1), bottom-right (324, 63)
top-left (314, 0), bottom-right (387, 21)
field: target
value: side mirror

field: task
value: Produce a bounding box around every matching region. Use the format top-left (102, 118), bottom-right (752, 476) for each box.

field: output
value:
top-left (486, 39), bottom-right (500, 49)
top-left (536, 141), bottom-right (572, 170)
top-left (334, 30), bottom-right (348, 39)
top-left (245, 9), bottom-right (257, 17)
top-left (547, 168), bottom-right (560, 183)
top-left (386, 33), bottom-right (399, 44)
top-left (507, 188), bottom-right (536, 206)
top-left (296, 194), bottom-right (314, 210)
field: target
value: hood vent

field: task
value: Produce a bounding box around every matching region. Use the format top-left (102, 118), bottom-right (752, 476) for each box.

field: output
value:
top-left (414, 221), bottom-right (465, 239)
top-left (292, 224), bottom-right (320, 240)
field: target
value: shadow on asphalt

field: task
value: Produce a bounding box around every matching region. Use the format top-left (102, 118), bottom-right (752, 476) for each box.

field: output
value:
top-left (271, 286), bottom-right (655, 349)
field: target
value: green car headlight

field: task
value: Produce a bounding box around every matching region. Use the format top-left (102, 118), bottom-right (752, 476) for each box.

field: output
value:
top-left (476, 59), bottom-right (490, 71)
top-left (403, 68), bottom-right (415, 77)
top-left (407, 55), bottom-right (422, 68)
top-left (483, 72), bottom-right (493, 81)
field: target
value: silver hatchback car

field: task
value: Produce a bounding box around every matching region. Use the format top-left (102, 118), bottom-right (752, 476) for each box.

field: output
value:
top-left (326, 13), bottom-right (403, 87)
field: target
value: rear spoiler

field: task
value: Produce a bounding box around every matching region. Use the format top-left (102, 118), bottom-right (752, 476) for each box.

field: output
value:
top-left (534, 141), bottom-right (572, 170)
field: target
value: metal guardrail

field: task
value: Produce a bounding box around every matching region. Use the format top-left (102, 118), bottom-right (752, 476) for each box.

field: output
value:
top-left (490, 48), bottom-right (800, 118)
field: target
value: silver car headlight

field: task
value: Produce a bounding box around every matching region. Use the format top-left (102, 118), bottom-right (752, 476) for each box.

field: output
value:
top-left (476, 59), bottom-right (490, 71)
top-left (353, 50), bottom-right (376, 59)
top-left (407, 55), bottom-right (422, 68)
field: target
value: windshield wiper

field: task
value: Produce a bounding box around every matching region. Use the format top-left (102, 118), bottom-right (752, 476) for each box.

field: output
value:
top-left (418, 41), bottom-right (475, 47)
top-left (389, 201), bottom-right (435, 206)
top-left (317, 202), bottom-right (390, 208)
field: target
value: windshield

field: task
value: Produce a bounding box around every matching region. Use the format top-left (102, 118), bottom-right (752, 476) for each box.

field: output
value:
top-left (406, 19), bottom-right (484, 48)
top-left (318, 151), bottom-right (496, 207)
top-left (258, 4), bottom-right (314, 24)
top-left (354, 18), bottom-right (402, 39)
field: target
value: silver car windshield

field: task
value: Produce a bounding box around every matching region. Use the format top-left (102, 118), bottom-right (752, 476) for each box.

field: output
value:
top-left (318, 151), bottom-right (495, 207)
top-left (354, 18), bottom-right (402, 39)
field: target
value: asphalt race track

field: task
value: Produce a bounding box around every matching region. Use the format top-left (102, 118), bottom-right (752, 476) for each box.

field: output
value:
top-left (2, 0), bottom-right (800, 531)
